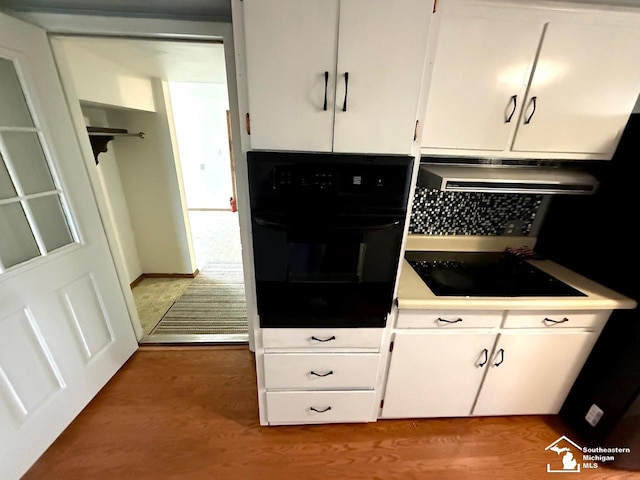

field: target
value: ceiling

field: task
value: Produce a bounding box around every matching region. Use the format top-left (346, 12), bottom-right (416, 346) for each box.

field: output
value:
top-left (0, 0), bottom-right (231, 22)
top-left (59, 36), bottom-right (228, 83)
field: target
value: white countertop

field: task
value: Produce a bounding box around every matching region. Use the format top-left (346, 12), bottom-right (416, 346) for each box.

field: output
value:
top-left (397, 237), bottom-right (637, 311)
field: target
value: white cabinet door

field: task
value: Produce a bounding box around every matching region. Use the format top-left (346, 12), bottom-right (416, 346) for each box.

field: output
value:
top-left (381, 332), bottom-right (497, 418)
top-left (333, 0), bottom-right (432, 154)
top-left (243, 0), bottom-right (338, 152)
top-left (473, 331), bottom-right (598, 416)
top-left (0, 13), bottom-right (137, 480)
top-left (511, 20), bottom-right (640, 156)
top-left (422, 8), bottom-right (542, 151)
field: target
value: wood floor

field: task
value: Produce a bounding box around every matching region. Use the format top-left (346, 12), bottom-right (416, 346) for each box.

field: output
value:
top-left (25, 346), bottom-right (640, 480)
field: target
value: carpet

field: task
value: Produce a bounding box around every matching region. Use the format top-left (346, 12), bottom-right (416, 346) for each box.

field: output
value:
top-left (150, 262), bottom-right (248, 335)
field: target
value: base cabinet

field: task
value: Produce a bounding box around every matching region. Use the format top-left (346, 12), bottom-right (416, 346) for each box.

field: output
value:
top-left (266, 390), bottom-right (376, 425)
top-left (381, 309), bottom-right (610, 419)
top-left (381, 332), bottom-right (497, 418)
top-left (473, 331), bottom-right (599, 416)
top-left (259, 328), bottom-right (383, 425)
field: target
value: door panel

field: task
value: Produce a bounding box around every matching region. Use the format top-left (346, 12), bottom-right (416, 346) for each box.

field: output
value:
top-left (243, 0), bottom-right (338, 152)
top-left (334, 0), bottom-right (431, 154)
top-left (381, 332), bottom-right (497, 418)
top-left (473, 331), bottom-right (598, 416)
top-left (421, 7), bottom-right (542, 151)
top-left (512, 20), bottom-right (640, 155)
top-left (0, 12), bottom-right (137, 480)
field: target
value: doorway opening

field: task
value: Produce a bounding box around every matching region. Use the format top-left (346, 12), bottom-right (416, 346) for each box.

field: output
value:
top-left (50, 35), bottom-right (248, 344)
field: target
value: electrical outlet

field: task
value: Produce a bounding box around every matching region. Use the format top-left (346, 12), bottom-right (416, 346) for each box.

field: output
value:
top-left (503, 220), bottom-right (525, 236)
top-left (585, 404), bottom-right (604, 427)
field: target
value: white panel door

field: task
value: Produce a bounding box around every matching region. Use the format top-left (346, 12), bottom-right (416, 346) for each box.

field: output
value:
top-left (381, 332), bottom-right (497, 418)
top-left (0, 13), bottom-right (137, 480)
top-left (473, 332), bottom-right (598, 416)
top-left (243, 0), bottom-right (338, 152)
top-left (333, 0), bottom-right (432, 154)
top-left (421, 7), bottom-right (543, 151)
top-left (512, 19), bottom-right (640, 156)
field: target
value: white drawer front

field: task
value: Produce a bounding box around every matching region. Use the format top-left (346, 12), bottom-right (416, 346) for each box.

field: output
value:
top-left (262, 328), bottom-right (383, 350)
top-left (396, 310), bottom-right (503, 329)
top-left (266, 390), bottom-right (376, 425)
top-left (504, 310), bottom-right (610, 329)
top-left (264, 353), bottom-right (380, 390)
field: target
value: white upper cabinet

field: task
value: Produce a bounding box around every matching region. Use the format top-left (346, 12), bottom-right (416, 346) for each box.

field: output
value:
top-left (421, 7), bottom-right (543, 151)
top-left (243, 0), bottom-right (338, 152)
top-left (511, 19), bottom-right (640, 156)
top-left (421, 1), bottom-right (640, 160)
top-left (242, 0), bottom-right (432, 154)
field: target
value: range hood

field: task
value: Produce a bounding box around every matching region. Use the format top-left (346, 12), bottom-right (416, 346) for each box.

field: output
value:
top-left (418, 165), bottom-right (599, 195)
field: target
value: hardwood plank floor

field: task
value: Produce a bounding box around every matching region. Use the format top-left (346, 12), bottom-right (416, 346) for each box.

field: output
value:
top-left (24, 346), bottom-right (640, 480)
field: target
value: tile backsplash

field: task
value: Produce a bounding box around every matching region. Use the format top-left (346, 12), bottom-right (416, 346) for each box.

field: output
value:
top-left (409, 187), bottom-right (543, 236)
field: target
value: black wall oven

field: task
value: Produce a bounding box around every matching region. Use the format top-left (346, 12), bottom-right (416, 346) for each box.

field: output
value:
top-left (248, 151), bottom-right (413, 328)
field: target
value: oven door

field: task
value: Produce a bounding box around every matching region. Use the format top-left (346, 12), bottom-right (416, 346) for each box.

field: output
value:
top-left (251, 214), bottom-right (404, 327)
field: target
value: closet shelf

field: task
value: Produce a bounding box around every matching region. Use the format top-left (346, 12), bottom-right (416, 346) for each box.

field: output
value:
top-left (87, 127), bottom-right (145, 165)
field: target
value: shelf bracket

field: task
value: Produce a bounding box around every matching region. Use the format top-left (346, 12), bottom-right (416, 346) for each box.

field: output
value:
top-left (86, 127), bottom-right (145, 165)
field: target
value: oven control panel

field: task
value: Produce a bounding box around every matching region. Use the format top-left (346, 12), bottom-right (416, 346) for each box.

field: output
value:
top-left (247, 151), bottom-right (413, 211)
top-left (272, 166), bottom-right (402, 195)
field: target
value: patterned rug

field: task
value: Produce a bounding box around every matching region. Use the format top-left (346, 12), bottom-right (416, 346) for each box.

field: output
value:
top-left (150, 262), bottom-right (248, 335)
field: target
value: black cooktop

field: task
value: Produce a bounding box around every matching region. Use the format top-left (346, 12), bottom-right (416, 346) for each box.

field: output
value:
top-left (406, 251), bottom-right (587, 297)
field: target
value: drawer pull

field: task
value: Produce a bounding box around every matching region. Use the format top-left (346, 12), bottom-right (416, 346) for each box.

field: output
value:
top-left (505, 94), bottom-right (517, 123)
top-left (311, 335), bottom-right (336, 342)
top-left (310, 370), bottom-right (334, 377)
top-left (310, 406), bottom-right (332, 413)
top-left (494, 348), bottom-right (505, 367)
top-left (544, 317), bottom-right (569, 325)
top-left (437, 317), bottom-right (463, 324)
top-left (477, 348), bottom-right (489, 367)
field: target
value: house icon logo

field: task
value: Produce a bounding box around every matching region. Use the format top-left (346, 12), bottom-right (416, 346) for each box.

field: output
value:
top-left (545, 435), bottom-right (582, 473)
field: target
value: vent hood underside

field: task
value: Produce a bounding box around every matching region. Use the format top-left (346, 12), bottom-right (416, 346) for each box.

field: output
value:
top-left (418, 165), bottom-right (599, 195)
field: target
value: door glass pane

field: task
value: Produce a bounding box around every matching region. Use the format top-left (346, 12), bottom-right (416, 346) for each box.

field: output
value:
top-left (0, 154), bottom-right (16, 199)
top-left (0, 202), bottom-right (40, 268)
top-left (2, 132), bottom-right (55, 194)
top-left (28, 195), bottom-right (74, 252)
top-left (0, 57), bottom-right (34, 128)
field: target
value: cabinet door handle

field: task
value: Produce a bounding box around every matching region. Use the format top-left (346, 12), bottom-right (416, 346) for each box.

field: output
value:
top-left (311, 335), bottom-right (336, 343)
top-left (323, 71), bottom-right (329, 111)
top-left (505, 95), bottom-right (517, 123)
top-left (342, 72), bottom-right (349, 112)
top-left (310, 370), bottom-right (334, 377)
top-left (310, 406), bottom-right (332, 413)
top-left (544, 317), bottom-right (569, 325)
top-left (478, 348), bottom-right (489, 367)
top-left (524, 96), bottom-right (537, 124)
top-left (437, 317), bottom-right (463, 324)
top-left (494, 348), bottom-right (505, 367)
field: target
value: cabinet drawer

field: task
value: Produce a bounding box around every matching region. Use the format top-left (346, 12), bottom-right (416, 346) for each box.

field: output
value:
top-left (396, 310), bottom-right (503, 329)
top-left (266, 390), bottom-right (376, 425)
top-left (264, 353), bottom-right (380, 390)
top-left (503, 310), bottom-right (610, 329)
top-left (262, 328), bottom-right (383, 350)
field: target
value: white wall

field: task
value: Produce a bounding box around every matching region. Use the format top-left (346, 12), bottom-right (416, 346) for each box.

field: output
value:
top-left (168, 82), bottom-right (232, 209)
top-left (56, 39), bottom-right (156, 112)
top-left (107, 79), bottom-right (196, 274)
top-left (82, 106), bottom-right (143, 284)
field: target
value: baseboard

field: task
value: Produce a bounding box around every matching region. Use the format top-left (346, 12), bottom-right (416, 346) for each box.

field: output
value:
top-left (130, 270), bottom-right (200, 287)
top-left (130, 274), bottom-right (145, 288)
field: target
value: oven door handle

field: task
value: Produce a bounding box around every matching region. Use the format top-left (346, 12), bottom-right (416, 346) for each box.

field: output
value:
top-left (254, 216), bottom-right (401, 232)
